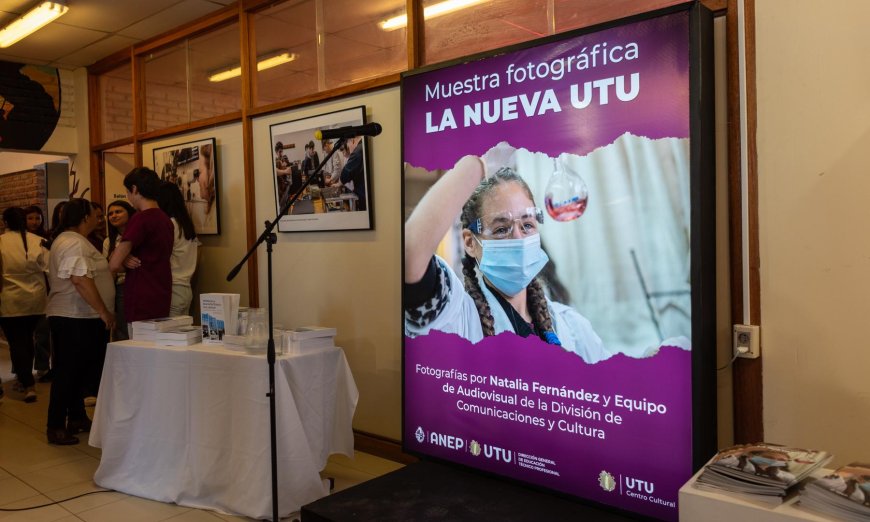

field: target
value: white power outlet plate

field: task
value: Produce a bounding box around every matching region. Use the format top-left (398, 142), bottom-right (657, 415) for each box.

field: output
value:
top-left (733, 324), bottom-right (760, 359)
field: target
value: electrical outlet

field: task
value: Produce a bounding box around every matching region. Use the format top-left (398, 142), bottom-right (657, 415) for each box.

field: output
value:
top-left (733, 324), bottom-right (760, 359)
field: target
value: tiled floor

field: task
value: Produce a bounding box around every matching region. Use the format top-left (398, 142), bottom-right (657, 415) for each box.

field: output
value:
top-left (0, 342), bottom-right (403, 521)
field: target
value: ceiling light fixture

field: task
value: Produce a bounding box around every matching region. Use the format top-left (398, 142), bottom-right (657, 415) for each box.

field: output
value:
top-left (380, 0), bottom-right (487, 31)
top-left (0, 0), bottom-right (69, 48)
top-left (208, 51), bottom-right (297, 82)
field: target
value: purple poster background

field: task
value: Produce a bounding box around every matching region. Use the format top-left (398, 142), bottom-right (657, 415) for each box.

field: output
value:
top-left (403, 10), bottom-right (693, 522)
top-left (403, 12), bottom-right (689, 171)
top-left (405, 333), bottom-right (692, 521)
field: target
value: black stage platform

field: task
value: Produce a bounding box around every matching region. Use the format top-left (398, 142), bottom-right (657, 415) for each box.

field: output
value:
top-left (302, 460), bottom-right (643, 521)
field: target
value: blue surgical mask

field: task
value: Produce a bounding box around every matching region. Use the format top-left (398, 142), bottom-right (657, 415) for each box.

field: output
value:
top-left (475, 234), bottom-right (549, 297)
top-left (749, 456), bottom-right (786, 468)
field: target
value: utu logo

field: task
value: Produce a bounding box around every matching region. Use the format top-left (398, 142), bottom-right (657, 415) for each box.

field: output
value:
top-left (483, 444), bottom-right (513, 463)
top-left (624, 476), bottom-right (655, 494)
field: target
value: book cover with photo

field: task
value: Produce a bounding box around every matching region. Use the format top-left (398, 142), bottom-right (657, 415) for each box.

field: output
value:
top-left (799, 463), bottom-right (870, 522)
top-left (200, 293), bottom-right (239, 344)
top-left (694, 443), bottom-right (833, 505)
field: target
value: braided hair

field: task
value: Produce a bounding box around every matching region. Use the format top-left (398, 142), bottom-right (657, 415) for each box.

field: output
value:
top-left (459, 168), bottom-right (559, 344)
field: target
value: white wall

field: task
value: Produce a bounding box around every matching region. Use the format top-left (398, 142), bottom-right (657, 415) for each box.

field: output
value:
top-left (252, 88), bottom-right (402, 439)
top-left (756, 0), bottom-right (870, 466)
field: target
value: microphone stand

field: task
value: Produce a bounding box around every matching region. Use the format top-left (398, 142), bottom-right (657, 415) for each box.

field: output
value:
top-left (226, 136), bottom-right (348, 522)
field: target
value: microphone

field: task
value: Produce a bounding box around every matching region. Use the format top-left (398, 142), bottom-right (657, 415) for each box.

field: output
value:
top-left (315, 122), bottom-right (382, 140)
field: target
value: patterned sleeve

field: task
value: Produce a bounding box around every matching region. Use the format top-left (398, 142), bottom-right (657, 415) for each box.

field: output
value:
top-left (404, 256), bottom-right (451, 330)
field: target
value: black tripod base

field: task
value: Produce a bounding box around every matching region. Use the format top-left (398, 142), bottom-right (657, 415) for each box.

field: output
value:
top-left (301, 460), bottom-right (640, 521)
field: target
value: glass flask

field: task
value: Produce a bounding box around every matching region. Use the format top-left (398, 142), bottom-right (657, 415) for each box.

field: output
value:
top-left (544, 158), bottom-right (589, 222)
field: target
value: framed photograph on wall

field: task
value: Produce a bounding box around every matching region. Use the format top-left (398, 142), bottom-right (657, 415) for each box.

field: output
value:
top-left (152, 138), bottom-right (220, 235)
top-left (269, 105), bottom-right (372, 232)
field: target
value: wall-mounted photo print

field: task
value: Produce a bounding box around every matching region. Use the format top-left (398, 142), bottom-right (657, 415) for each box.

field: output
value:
top-left (152, 138), bottom-right (220, 235)
top-left (269, 106), bottom-right (372, 232)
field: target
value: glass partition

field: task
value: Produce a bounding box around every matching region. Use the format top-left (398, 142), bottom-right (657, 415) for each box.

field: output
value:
top-left (98, 62), bottom-right (133, 142)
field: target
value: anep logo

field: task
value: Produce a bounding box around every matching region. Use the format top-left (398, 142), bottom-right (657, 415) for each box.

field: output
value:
top-left (429, 431), bottom-right (465, 451)
top-left (624, 476), bottom-right (655, 494)
top-left (414, 427), bottom-right (425, 443)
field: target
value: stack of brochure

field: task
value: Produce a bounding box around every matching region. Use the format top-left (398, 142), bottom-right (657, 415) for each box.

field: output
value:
top-left (284, 326), bottom-right (336, 354)
top-left (695, 443), bottom-right (833, 504)
top-left (154, 326), bottom-right (203, 347)
top-left (799, 463), bottom-right (870, 521)
top-left (131, 316), bottom-right (194, 342)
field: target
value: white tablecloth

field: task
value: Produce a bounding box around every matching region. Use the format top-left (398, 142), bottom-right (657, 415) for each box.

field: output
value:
top-left (89, 341), bottom-right (358, 519)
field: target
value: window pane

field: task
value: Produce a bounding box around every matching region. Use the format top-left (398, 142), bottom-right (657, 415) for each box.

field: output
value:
top-left (144, 43), bottom-right (188, 132)
top-left (253, 1), bottom-right (319, 106)
top-left (424, 0), bottom-right (549, 65)
top-left (322, 0), bottom-right (406, 89)
top-left (189, 22), bottom-right (243, 121)
top-left (554, 0), bottom-right (686, 33)
top-left (253, 0), bottom-right (407, 106)
top-left (98, 63), bottom-right (133, 143)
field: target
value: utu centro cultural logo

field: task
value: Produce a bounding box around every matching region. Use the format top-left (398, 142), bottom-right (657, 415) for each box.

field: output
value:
top-left (598, 470), bottom-right (616, 492)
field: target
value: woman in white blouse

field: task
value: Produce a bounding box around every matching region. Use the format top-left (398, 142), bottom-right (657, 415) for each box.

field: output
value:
top-left (0, 207), bottom-right (49, 403)
top-left (44, 198), bottom-right (115, 445)
top-left (156, 182), bottom-right (199, 316)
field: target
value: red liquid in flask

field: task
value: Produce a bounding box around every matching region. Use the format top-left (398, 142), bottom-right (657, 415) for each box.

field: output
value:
top-left (545, 195), bottom-right (588, 222)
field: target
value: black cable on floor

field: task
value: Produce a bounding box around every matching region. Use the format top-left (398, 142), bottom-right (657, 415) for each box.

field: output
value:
top-left (0, 489), bottom-right (115, 511)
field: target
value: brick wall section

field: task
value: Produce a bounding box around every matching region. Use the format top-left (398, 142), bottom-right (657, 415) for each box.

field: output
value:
top-left (101, 75), bottom-right (133, 142)
top-left (145, 82), bottom-right (242, 131)
top-left (101, 74), bottom-right (242, 138)
top-left (0, 169), bottom-right (47, 233)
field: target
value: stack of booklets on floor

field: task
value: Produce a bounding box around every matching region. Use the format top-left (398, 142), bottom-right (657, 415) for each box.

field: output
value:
top-left (798, 463), bottom-right (870, 521)
top-left (694, 443), bottom-right (833, 505)
top-left (131, 316), bottom-right (194, 342)
top-left (284, 326), bottom-right (336, 354)
top-left (154, 325), bottom-right (203, 347)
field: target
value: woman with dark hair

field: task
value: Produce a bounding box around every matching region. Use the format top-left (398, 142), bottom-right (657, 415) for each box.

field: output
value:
top-left (102, 200), bottom-right (136, 340)
top-left (404, 144), bottom-right (609, 363)
top-left (45, 198), bottom-right (115, 445)
top-left (50, 200), bottom-right (67, 235)
top-left (156, 182), bottom-right (199, 316)
top-left (87, 201), bottom-right (106, 252)
top-left (24, 205), bottom-right (48, 238)
top-left (23, 205), bottom-right (51, 381)
top-left (0, 207), bottom-right (48, 403)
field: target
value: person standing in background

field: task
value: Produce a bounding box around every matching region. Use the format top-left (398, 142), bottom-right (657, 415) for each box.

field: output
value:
top-left (0, 207), bottom-right (49, 403)
top-left (87, 202), bottom-right (106, 252)
top-left (102, 200), bottom-right (136, 340)
top-left (109, 167), bottom-right (174, 325)
top-left (156, 182), bottom-right (199, 316)
top-left (23, 205), bottom-right (51, 382)
top-left (44, 198), bottom-right (115, 445)
top-left (340, 136), bottom-right (367, 211)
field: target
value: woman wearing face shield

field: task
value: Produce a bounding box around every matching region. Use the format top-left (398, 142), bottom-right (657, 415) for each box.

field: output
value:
top-left (404, 143), bottom-right (610, 364)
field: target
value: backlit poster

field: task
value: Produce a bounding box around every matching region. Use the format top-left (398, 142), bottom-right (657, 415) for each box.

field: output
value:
top-left (402, 4), bottom-right (715, 521)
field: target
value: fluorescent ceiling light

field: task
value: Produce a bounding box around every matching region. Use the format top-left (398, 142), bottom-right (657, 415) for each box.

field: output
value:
top-left (0, 1), bottom-right (69, 48)
top-left (380, 0), bottom-right (486, 31)
top-left (208, 52), bottom-right (297, 82)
